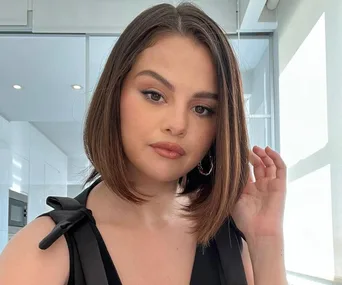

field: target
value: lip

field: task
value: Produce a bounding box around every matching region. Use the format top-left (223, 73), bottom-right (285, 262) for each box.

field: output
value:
top-left (150, 142), bottom-right (186, 158)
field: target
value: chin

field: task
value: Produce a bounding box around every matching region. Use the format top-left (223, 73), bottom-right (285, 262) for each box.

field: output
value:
top-left (146, 167), bottom-right (184, 183)
top-left (126, 152), bottom-right (194, 183)
top-left (133, 161), bottom-right (187, 183)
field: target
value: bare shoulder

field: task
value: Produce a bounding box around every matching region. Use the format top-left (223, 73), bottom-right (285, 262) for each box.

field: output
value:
top-left (0, 216), bottom-right (70, 285)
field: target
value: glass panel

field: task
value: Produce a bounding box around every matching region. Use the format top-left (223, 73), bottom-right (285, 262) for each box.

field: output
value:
top-left (230, 37), bottom-right (271, 116)
top-left (247, 118), bottom-right (272, 149)
top-left (230, 35), bottom-right (274, 149)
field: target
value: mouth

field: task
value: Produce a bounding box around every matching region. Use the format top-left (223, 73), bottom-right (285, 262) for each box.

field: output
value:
top-left (150, 142), bottom-right (186, 159)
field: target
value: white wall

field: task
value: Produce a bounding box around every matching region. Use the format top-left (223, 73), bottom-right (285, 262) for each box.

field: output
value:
top-left (0, 115), bottom-right (68, 252)
top-left (0, 0), bottom-right (237, 34)
top-left (276, 0), bottom-right (342, 281)
top-left (67, 156), bottom-right (89, 185)
top-left (28, 124), bottom-right (68, 222)
top-left (67, 184), bottom-right (83, 198)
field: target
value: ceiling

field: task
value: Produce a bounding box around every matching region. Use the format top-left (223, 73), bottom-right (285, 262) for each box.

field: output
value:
top-left (0, 34), bottom-right (268, 159)
top-left (0, 35), bottom-right (87, 122)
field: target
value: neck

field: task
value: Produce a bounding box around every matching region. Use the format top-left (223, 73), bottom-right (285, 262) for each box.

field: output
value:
top-left (96, 177), bottom-right (188, 229)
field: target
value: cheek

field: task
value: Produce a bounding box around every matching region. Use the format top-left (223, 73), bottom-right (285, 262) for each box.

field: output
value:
top-left (196, 115), bottom-right (216, 141)
top-left (189, 119), bottom-right (216, 156)
top-left (120, 91), bottom-right (144, 135)
top-left (120, 92), bottom-right (148, 160)
top-left (121, 91), bottom-right (136, 120)
top-left (120, 89), bottom-right (159, 149)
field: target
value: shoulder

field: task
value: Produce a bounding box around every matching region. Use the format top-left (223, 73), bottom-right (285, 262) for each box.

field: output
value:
top-left (0, 216), bottom-right (70, 285)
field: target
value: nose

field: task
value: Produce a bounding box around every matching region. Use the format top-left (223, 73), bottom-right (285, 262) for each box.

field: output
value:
top-left (161, 107), bottom-right (188, 137)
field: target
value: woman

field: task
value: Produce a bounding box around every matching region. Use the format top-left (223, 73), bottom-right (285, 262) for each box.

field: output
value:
top-left (0, 3), bottom-right (287, 285)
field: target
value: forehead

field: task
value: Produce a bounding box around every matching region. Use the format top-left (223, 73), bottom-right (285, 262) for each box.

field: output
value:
top-left (130, 34), bottom-right (217, 91)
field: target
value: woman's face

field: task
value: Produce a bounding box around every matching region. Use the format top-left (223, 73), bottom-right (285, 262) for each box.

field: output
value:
top-left (120, 34), bottom-right (217, 183)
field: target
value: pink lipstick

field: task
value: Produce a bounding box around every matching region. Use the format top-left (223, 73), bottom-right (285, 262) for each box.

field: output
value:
top-left (150, 142), bottom-right (186, 159)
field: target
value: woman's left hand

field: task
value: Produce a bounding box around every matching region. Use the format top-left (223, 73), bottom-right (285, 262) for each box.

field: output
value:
top-left (232, 146), bottom-right (287, 241)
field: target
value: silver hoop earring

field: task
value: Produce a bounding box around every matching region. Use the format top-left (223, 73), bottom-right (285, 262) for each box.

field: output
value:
top-left (198, 154), bottom-right (213, 176)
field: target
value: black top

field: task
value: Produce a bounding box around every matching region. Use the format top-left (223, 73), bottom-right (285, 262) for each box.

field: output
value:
top-left (68, 179), bottom-right (223, 285)
top-left (91, 224), bottom-right (223, 285)
top-left (40, 178), bottom-right (247, 285)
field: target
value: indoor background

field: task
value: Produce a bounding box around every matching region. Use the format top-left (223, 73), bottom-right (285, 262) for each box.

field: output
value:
top-left (0, 0), bottom-right (341, 284)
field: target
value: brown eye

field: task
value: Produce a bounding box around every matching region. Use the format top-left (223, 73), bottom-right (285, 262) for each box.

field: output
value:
top-left (151, 93), bottom-right (162, 101)
top-left (141, 90), bottom-right (165, 103)
top-left (195, 106), bottom-right (205, 114)
top-left (192, 105), bottom-right (215, 117)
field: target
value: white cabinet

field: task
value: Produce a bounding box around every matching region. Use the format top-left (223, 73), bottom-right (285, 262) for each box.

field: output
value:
top-left (0, 115), bottom-right (10, 145)
top-left (0, 0), bottom-right (28, 25)
top-left (0, 119), bottom-right (68, 247)
top-left (32, 0), bottom-right (173, 33)
top-left (10, 122), bottom-right (30, 161)
top-left (32, 0), bottom-right (236, 34)
top-left (44, 162), bottom-right (66, 210)
top-left (27, 124), bottom-right (67, 222)
top-left (11, 153), bottom-right (29, 195)
top-left (0, 149), bottom-right (11, 253)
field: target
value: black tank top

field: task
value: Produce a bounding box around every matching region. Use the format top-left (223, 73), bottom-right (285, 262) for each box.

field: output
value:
top-left (66, 179), bottom-right (226, 285)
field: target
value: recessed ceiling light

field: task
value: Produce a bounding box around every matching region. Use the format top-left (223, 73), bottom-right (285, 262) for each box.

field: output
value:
top-left (72, 84), bottom-right (82, 90)
top-left (13, 85), bottom-right (22, 90)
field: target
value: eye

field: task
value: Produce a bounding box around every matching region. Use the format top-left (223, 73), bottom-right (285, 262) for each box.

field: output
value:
top-left (193, 105), bottom-right (215, 117)
top-left (141, 90), bottom-right (165, 103)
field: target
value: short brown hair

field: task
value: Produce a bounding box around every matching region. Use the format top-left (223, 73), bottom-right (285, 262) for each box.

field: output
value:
top-left (83, 2), bottom-right (250, 245)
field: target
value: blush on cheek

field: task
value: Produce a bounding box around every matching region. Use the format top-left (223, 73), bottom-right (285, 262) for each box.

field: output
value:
top-left (120, 91), bottom-right (142, 123)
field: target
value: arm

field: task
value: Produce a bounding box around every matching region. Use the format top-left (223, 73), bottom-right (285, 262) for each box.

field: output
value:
top-left (0, 217), bottom-right (69, 285)
top-left (241, 239), bottom-right (254, 285)
top-left (234, 146), bottom-right (288, 285)
top-left (242, 236), bottom-right (287, 285)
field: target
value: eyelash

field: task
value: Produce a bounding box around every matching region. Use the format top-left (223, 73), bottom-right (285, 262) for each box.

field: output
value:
top-left (140, 90), bottom-right (216, 117)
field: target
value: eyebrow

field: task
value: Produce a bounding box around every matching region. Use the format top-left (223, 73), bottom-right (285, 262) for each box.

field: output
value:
top-left (135, 69), bottom-right (218, 100)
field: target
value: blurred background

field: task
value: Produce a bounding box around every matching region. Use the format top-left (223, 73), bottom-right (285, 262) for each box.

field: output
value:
top-left (0, 0), bottom-right (341, 284)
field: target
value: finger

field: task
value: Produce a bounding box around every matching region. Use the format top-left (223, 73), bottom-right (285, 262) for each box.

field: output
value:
top-left (249, 149), bottom-right (266, 180)
top-left (265, 146), bottom-right (287, 180)
top-left (248, 162), bottom-right (255, 183)
top-left (253, 146), bottom-right (277, 179)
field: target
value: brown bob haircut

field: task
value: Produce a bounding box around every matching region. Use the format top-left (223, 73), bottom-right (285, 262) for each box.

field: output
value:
top-left (84, 2), bottom-right (250, 245)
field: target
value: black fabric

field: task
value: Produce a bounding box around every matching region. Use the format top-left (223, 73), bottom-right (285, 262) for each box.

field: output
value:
top-left (87, 219), bottom-right (122, 285)
top-left (38, 178), bottom-right (108, 285)
top-left (38, 178), bottom-right (247, 285)
top-left (39, 212), bottom-right (79, 285)
top-left (72, 220), bottom-right (109, 285)
top-left (216, 219), bottom-right (247, 285)
top-left (190, 242), bottom-right (222, 285)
